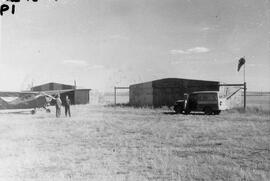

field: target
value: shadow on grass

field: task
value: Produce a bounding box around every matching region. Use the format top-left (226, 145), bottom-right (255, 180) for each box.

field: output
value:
top-left (163, 111), bottom-right (177, 115)
top-left (162, 111), bottom-right (206, 116)
top-left (105, 103), bottom-right (132, 107)
top-left (0, 111), bottom-right (32, 115)
top-left (106, 104), bottom-right (216, 116)
top-left (105, 103), bottom-right (156, 109)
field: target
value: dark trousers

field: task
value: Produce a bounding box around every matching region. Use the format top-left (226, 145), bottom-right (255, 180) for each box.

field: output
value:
top-left (56, 107), bottom-right (61, 118)
top-left (65, 106), bottom-right (71, 117)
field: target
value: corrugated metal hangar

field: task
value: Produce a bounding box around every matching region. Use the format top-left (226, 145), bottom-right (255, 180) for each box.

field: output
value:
top-left (31, 82), bottom-right (91, 105)
top-left (129, 78), bottom-right (242, 107)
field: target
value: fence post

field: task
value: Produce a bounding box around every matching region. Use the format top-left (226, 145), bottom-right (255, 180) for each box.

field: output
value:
top-left (114, 87), bottom-right (116, 105)
top-left (113, 86), bottom-right (129, 105)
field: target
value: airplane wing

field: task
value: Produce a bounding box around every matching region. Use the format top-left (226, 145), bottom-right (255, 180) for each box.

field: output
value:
top-left (37, 89), bottom-right (75, 98)
top-left (0, 89), bottom-right (74, 98)
top-left (0, 89), bottom-right (75, 110)
top-left (41, 89), bottom-right (75, 95)
top-left (0, 91), bottom-right (38, 97)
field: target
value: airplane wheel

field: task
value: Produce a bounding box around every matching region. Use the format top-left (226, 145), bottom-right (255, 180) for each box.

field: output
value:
top-left (31, 110), bottom-right (36, 115)
top-left (46, 109), bottom-right (51, 113)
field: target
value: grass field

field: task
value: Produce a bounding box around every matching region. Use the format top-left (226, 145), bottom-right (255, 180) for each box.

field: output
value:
top-left (0, 105), bottom-right (269, 181)
top-left (102, 94), bottom-right (270, 111)
top-left (246, 95), bottom-right (270, 112)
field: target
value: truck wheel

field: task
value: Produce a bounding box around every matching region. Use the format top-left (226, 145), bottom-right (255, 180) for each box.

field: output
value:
top-left (204, 107), bottom-right (212, 115)
top-left (213, 110), bottom-right (221, 115)
top-left (184, 109), bottom-right (191, 115)
top-left (174, 106), bottom-right (183, 114)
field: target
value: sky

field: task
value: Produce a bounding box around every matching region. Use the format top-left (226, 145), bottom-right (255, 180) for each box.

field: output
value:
top-left (0, 0), bottom-right (269, 92)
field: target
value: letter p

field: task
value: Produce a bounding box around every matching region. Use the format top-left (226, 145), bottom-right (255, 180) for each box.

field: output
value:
top-left (1, 4), bottom-right (9, 16)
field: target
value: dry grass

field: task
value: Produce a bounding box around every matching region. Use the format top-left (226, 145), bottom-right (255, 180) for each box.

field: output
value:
top-left (0, 105), bottom-right (269, 180)
top-left (226, 106), bottom-right (270, 116)
top-left (246, 95), bottom-right (270, 112)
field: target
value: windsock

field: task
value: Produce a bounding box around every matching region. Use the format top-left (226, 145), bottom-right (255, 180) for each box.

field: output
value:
top-left (237, 57), bottom-right (245, 72)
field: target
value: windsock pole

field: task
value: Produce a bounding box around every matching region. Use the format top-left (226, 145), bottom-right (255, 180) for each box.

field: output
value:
top-left (243, 61), bottom-right (246, 111)
top-left (244, 81), bottom-right (246, 110)
top-left (244, 62), bottom-right (246, 83)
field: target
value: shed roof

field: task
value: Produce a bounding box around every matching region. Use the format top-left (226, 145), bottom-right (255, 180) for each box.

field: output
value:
top-left (32, 82), bottom-right (75, 88)
top-left (130, 78), bottom-right (219, 87)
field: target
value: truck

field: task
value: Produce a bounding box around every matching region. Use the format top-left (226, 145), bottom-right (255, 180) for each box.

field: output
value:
top-left (173, 91), bottom-right (227, 115)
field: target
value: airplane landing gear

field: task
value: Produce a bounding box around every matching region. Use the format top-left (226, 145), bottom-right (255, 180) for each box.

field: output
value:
top-left (31, 109), bottom-right (36, 115)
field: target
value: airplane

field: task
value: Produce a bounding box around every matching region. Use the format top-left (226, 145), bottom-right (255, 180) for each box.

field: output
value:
top-left (0, 89), bottom-right (74, 114)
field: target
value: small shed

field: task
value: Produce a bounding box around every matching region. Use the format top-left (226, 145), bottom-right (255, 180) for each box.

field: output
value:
top-left (31, 82), bottom-right (91, 105)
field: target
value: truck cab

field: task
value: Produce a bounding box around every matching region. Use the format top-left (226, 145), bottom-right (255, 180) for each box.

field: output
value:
top-left (173, 91), bottom-right (226, 115)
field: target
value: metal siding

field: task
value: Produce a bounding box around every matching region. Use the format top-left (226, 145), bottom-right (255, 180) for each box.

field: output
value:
top-left (32, 83), bottom-right (75, 91)
top-left (62, 84), bottom-right (74, 90)
top-left (129, 82), bottom-right (153, 106)
top-left (75, 90), bottom-right (89, 104)
top-left (153, 87), bottom-right (185, 107)
top-left (153, 79), bottom-right (219, 107)
top-left (130, 78), bottom-right (220, 107)
top-left (53, 83), bottom-right (61, 90)
top-left (49, 83), bottom-right (54, 90)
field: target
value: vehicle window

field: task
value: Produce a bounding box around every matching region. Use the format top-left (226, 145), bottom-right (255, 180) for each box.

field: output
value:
top-left (197, 94), bottom-right (203, 101)
top-left (198, 93), bottom-right (217, 101)
top-left (189, 94), bottom-right (197, 101)
top-left (219, 94), bottom-right (226, 98)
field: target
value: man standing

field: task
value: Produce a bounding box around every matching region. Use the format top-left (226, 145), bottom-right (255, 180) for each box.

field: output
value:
top-left (65, 95), bottom-right (71, 117)
top-left (55, 94), bottom-right (62, 118)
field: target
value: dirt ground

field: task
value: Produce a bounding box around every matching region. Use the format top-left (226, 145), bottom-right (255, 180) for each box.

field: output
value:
top-left (0, 105), bottom-right (269, 181)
